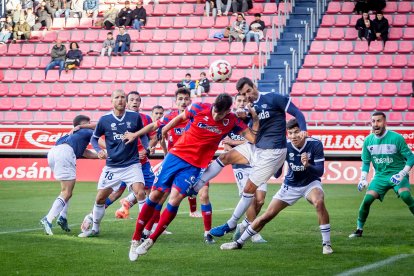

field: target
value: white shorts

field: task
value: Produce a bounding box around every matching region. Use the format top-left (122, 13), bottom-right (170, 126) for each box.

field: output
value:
top-left (234, 143), bottom-right (287, 186)
top-left (233, 167), bottom-right (267, 196)
top-left (273, 180), bottom-right (324, 206)
top-left (97, 163), bottom-right (145, 191)
top-left (47, 144), bottom-right (76, 181)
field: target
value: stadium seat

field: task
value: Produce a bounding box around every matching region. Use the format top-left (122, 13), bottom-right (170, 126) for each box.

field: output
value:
top-left (403, 68), bottom-right (414, 81)
top-left (399, 82), bottom-right (413, 96)
top-left (348, 55), bottom-right (362, 67)
top-left (338, 41), bottom-right (353, 53)
top-left (330, 28), bottom-right (344, 40)
top-left (296, 69), bottom-right (312, 81)
top-left (304, 55), bottom-right (318, 67)
top-left (353, 41), bottom-right (368, 54)
top-left (300, 98), bottom-right (314, 111)
top-left (17, 70), bottom-right (32, 83)
top-left (336, 83), bottom-right (351, 96)
top-left (357, 69), bottom-right (373, 82)
top-left (79, 18), bottom-right (93, 29)
top-left (165, 56), bottom-right (181, 69)
top-left (309, 112), bottom-right (324, 125)
top-left (0, 84), bottom-right (7, 96)
top-left (342, 69), bottom-right (357, 82)
top-left (201, 42), bottom-right (216, 54)
top-left (387, 112), bottom-right (403, 126)
top-left (13, 98), bottom-right (28, 110)
top-left (153, 4), bottom-right (168, 15)
top-left (409, 98), bottom-right (414, 111)
top-left (124, 56), bottom-right (138, 68)
top-left (319, 55), bottom-right (333, 67)
top-left (320, 83), bottom-right (336, 96)
top-left (109, 56), bottom-right (124, 68)
top-left (393, 98), bottom-right (408, 111)
top-left (56, 97), bottom-right (72, 111)
top-left (159, 16), bottom-right (174, 28)
top-left (406, 112), bottom-right (414, 126)
top-left (330, 98), bottom-right (345, 111)
top-left (180, 4), bottom-right (194, 15)
top-left (180, 29), bottom-right (194, 41)
top-left (376, 98), bottom-right (392, 111)
top-left (361, 98), bottom-right (377, 111)
top-left (139, 30), bottom-right (153, 42)
top-left (393, 14), bottom-right (407, 27)
top-left (49, 112), bottom-right (63, 124)
top-left (324, 41), bottom-right (339, 54)
top-left (388, 69), bottom-right (403, 81)
top-left (140, 97), bottom-right (158, 110)
top-left (326, 69), bottom-right (341, 81)
top-left (316, 28), bottom-right (330, 40)
top-left (0, 98), bottom-right (12, 110)
top-left (42, 97), bottom-right (57, 110)
top-left (50, 83), bottom-right (65, 96)
top-left (86, 70), bottom-right (101, 82)
top-left (321, 15), bottom-right (335, 27)
top-left (66, 18), bottom-right (79, 29)
top-left (346, 98), bottom-right (361, 111)
top-left (325, 112), bottom-right (339, 126)
top-left (130, 70), bottom-right (145, 82)
top-left (314, 97), bottom-right (330, 110)
top-left (368, 41), bottom-right (383, 53)
top-left (200, 17), bottom-right (214, 28)
top-left (20, 111), bottom-right (35, 124)
top-left (187, 17), bottom-right (201, 28)
top-left (393, 55), bottom-right (407, 67)
top-left (151, 83), bottom-right (166, 96)
top-left (7, 44), bottom-right (21, 56)
top-left (71, 97), bottom-right (86, 110)
top-left (340, 112), bottom-right (355, 126)
top-left (332, 55), bottom-right (347, 67)
top-left (309, 41), bottom-right (324, 54)
top-left (352, 83), bottom-right (367, 96)
top-left (3, 111), bottom-right (19, 124)
top-left (26, 97), bottom-right (43, 111)
top-left (229, 42), bottom-right (244, 54)
top-left (144, 70), bottom-right (158, 82)
top-left (173, 43), bottom-right (188, 54)
top-left (20, 83), bottom-right (36, 96)
top-left (290, 83), bottom-right (305, 96)
top-left (384, 41), bottom-right (399, 53)
top-left (0, 57), bottom-right (12, 69)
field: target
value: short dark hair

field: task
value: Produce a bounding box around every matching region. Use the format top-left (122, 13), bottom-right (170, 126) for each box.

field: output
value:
top-left (200, 72), bottom-right (206, 77)
top-left (254, 13), bottom-right (261, 17)
top-left (286, 119), bottom-right (299, 130)
top-left (372, 111), bottom-right (386, 119)
top-left (70, 42), bottom-right (79, 49)
top-left (107, 32), bottom-right (113, 35)
top-left (127, 91), bottom-right (140, 102)
top-left (185, 73), bottom-right (191, 77)
top-left (175, 87), bottom-right (191, 98)
top-left (152, 105), bottom-right (164, 111)
top-left (236, 77), bottom-right (254, 92)
top-left (73, 115), bottom-right (90, 127)
top-left (214, 93), bottom-right (233, 113)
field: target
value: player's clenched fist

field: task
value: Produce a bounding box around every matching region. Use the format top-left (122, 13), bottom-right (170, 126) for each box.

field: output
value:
top-left (300, 152), bottom-right (309, 167)
top-left (97, 150), bottom-right (107, 160)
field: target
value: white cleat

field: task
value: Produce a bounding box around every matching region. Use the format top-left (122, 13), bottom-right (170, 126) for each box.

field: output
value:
top-left (80, 213), bottom-right (93, 233)
top-left (251, 233), bottom-right (267, 243)
top-left (189, 211), bottom-right (202, 218)
top-left (129, 240), bottom-right (141, 261)
top-left (78, 230), bottom-right (99, 238)
top-left (220, 241), bottom-right (243, 250)
top-left (323, 244), bottom-right (333, 255)
top-left (40, 217), bottom-right (53, 236)
top-left (136, 238), bottom-right (154, 255)
top-left (162, 230), bottom-right (172, 235)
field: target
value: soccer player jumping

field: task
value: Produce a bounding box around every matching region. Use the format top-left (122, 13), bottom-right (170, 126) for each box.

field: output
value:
top-left (349, 111), bottom-right (414, 238)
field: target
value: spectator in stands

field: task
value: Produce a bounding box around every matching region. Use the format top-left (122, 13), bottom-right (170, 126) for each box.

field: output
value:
top-left (103, 3), bottom-right (117, 30)
top-left (205, 0), bottom-right (217, 17)
top-left (100, 31), bottom-right (114, 56)
top-left (353, 0), bottom-right (368, 14)
top-left (373, 11), bottom-right (389, 46)
top-left (116, 1), bottom-right (133, 27)
top-left (151, 105), bottom-right (164, 121)
top-left (65, 41), bottom-right (82, 71)
top-left (367, 0), bottom-right (386, 13)
top-left (45, 39), bottom-right (66, 76)
top-left (355, 12), bottom-right (375, 45)
top-left (6, 0), bottom-right (20, 11)
top-left (25, 8), bottom-right (37, 30)
top-left (194, 72), bottom-right (210, 98)
top-left (21, 0), bottom-right (34, 10)
top-left (36, 1), bottom-right (53, 31)
top-left (0, 22), bottom-right (13, 44)
top-left (246, 13), bottom-right (265, 44)
top-left (231, 0), bottom-right (248, 14)
top-left (229, 12), bottom-right (248, 42)
top-left (216, 0), bottom-right (231, 16)
top-left (12, 17), bottom-right (30, 42)
top-left (82, 0), bottom-right (98, 21)
top-left (113, 26), bottom-right (131, 55)
top-left (55, 0), bottom-right (71, 19)
top-left (12, 3), bottom-right (22, 24)
top-left (71, 0), bottom-right (84, 18)
top-left (177, 73), bottom-right (196, 95)
top-left (132, 0), bottom-right (146, 31)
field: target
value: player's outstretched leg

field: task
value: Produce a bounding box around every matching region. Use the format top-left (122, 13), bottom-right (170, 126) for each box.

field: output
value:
top-left (349, 193), bottom-right (376, 238)
top-left (199, 185), bottom-right (215, 244)
top-left (399, 189), bottom-right (414, 215)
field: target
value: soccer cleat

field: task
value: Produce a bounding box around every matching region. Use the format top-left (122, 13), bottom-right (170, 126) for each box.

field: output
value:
top-left (210, 223), bottom-right (235, 237)
top-left (57, 216), bottom-right (71, 232)
top-left (40, 217), bottom-right (53, 236)
top-left (204, 233), bottom-right (216, 245)
top-left (220, 241), bottom-right (243, 250)
top-left (80, 213), bottom-right (93, 233)
top-left (129, 240), bottom-right (141, 261)
top-left (251, 233), bottom-right (267, 243)
top-left (136, 238), bottom-right (154, 255)
top-left (78, 230), bottom-right (99, 238)
top-left (232, 223), bottom-right (246, 241)
top-left (349, 229), bottom-right (363, 238)
top-left (115, 207), bottom-right (129, 219)
top-left (322, 244), bottom-right (333, 255)
top-left (120, 198), bottom-right (131, 217)
top-left (189, 211), bottom-right (202, 218)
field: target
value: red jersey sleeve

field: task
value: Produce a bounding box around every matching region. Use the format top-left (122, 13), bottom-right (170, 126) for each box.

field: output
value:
top-left (184, 103), bottom-right (206, 119)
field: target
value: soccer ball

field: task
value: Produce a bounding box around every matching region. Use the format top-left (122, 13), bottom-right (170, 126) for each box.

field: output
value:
top-left (209, 59), bottom-right (232, 82)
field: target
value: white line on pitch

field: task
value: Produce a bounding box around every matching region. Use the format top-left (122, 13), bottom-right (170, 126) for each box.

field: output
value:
top-left (336, 254), bottom-right (414, 276)
top-left (0, 208), bottom-right (234, 235)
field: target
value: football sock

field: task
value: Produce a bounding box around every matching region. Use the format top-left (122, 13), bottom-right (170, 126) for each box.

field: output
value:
top-left (237, 225), bottom-right (257, 245)
top-left (399, 191), bottom-right (414, 215)
top-left (126, 193), bottom-right (137, 207)
top-left (227, 192), bottom-right (254, 229)
top-left (198, 158), bottom-right (225, 186)
top-left (201, 203), bottom-right (212, 231)
top-left (46, 196), bottom-right (66, 223)
top-left (241, 217), bottom-right (251, 228)
top-left (188, 196), bottom-right (197, 213)
top-left (132, 198), bottom-right (157, 241)
top-left (92, 203), bottom-right (105, 232)
top-left (104, 197), bottom-right (113, 208)
top-left (145, 204), bottom-right (162, 232)
top-left (357, 194), bottom-right (375, 229)
top-left (138, 199), bottom-right (146, 213)
top-left (59, 199), bottom-right (70, 219)
top-left (319, 224), bottom-right (331, 245)
top-left (149, 203), bottom-right (178, 242)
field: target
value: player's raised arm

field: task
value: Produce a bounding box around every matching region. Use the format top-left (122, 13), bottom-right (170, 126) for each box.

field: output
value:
top-left (285, 98), bottom-right (308, 139)
top-left (161, 111), bottom-right (187, 139)
top-left (239, 104), bottom-right (259, 143)
top-left (70, 122), bottom-right (97, 134)
top-left (123, 121), bottom-right (158, 144)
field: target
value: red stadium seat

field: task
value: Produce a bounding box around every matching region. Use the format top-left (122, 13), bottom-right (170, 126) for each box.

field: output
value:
top-left (314, 97), bottom-right (330, 110)
top-left (353, 41), bottom-right (368, 53)
top-left (362, 55), bottom-right (377, 67)
top-left (109, 56), bottom-right (124, 68)
top-left (297, 69), bottom-right (312, 81)
top-left (309, 41), bottom-right (324, 54)
top-left (66, 18), bottom-right (79, 29)
top-left (42, 97), bottom-right (57, 110)
top-left (346, 98), bottom-right (361, 111)
top-left (201, 17), bottom-right (214, 28)
top-left (7, 44), bottom-right (21, 55)
top-left (341, 112), bottom-right (355, 126)
top-left (352, 83), bottom-right (367, 96)
top-left (361, 97), bottom-right (377, 111)
top-left (357, 68), bottom-right (373, 82)
top-left (173, 43), bottom-right (188, 54)
top-left (389, 28), bottom-right (403, 40)
top-left (43, 32), bottom-right (57, 42)
top-left (229, 42), bottom-right (244, 54)
top-left (0, 84), bottom-right (7, 96)
top-left (388, 69), bottom-right (403, 81)
top-left (338, 41), bottom-right (353, 53)
top-left (383, 41), bottom-right (398, 53)
top-left (326, 69), bottom-right (341, 81)
top-left (20, 111), bottom-right (35, 123)
top-left (17, 70), bottom-right (32, 83)
top-left (139, 30), bottom-right (153, 42)
top-left (180, 29), bottom-right (194, 41)
top-left (403, 68), bottom-right (414, 81)
top-left (368, 41), bottom-right (383, 53)
top-left (50, 83), bottom-right (65, 96)
top-left (409, 98), bottom-right (414, 111)
top-left (336, 15), bottom-right (350, 27)
top-left (394, 98), bottom-right (408, 111)
top-left (21, 44), bottom-right (35, 55)
top-left (79, 18), bottom-right (93, 29)
top-left (180, 4), bottom-right (194, 15)
top-left (348, 55), bottom-right (362, 67)
top-left (130, 70), bottom-right (145, 82)
top-left (153, 4), bottom-right (168, 15)
top-left (324, 41), bottom-right (339, 54)
top-left (399, 83), bottom-right (413, 96)
top-left (159, 16), bottom-right (174, 28)
top-left (13, 97), bottom-right (28, 110)
top-left (321, 83), bottom-right (336, 96)
top-left (316, 28), bottom-right (330, 40)
top-left (0, 98), bottom-right (12, 110)
top-left (321, 15), bottom-right (335, 27)
top-left (393, 15), bottom-right (407, 27)
top-left (376, 98), bottom-right (392, 111)
top-left (21, 83), bottom-right (37, 96)
top-left (393, 55), bottom-right (407, 67)
top-left (187, 17), bottom-right (201, 28)
top-left (319, 55), bottom-right (333, 67)
top-left (377, 55), bottom-right (392, 67)
top-left (71, 97), bottom-right (86, 110)
top-left (27, 97), bottom-right (43, 111)
top-left (49, 112), bottom-right (63, 124)
top-left (405, 112), bottom-right (414, 125)
top-left (336, 83), bottom-right (351, 96)
top-left (145, 43), bottom-right (160, 55)
top-left (300, 97), bottom-right (314, 111)
top-left (304, 55), bottom-right (318, 68)
top-left (342, 69), bottom-right (357, 82)
top-left (325, 112), bottom-right (339, 126)
top-left (327, 2), bottom-right (340, 14)
top-left (333, 55), bottom-right (347, 67)
top-left (290, 83), bottom-right (305, 96)
top-left (56, 98), bottom-right (72, 110)
top-left (36, 83), bottom-right (51, 96)
top-left (356, 112), bottom-right (371, 126)
top-left (84, 98), bottom-right (101, 110)
top-left (397, 2), bottom-right (412, 13)
top-left (151, 83), bottom-right (166, 96)
top-left (330, 28), bottom-right (344, 40)
top-left (387, 112), bottom-right (403, 126)
top-left (0, 57), bottom-right (12, 69)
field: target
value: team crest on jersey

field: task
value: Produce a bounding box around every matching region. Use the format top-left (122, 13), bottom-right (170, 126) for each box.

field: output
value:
top-left (223, 119), bottom-right (229, 126)
top-left (307, 152), bottom-right (311, 159)
top-left (289, 153), bottom-right (295, 160)
top-left (111, 123), bottom-right (117, 130)
top-left (126, 121), bottom-right (131, 128)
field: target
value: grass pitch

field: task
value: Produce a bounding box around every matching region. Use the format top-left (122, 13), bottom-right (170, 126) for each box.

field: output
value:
top-left (0, 182), bottom-right (413, 275)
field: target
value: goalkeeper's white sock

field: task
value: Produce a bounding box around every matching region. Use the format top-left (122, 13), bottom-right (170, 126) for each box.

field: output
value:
top-left (92, 203), bottom-right (105, 232)
top-left (320, 224), bottom-right (331, 245)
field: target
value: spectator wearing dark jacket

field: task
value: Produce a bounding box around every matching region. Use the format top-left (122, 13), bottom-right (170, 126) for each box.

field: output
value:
top-left (355, 12), bottom-right (375, 45)
top-left (45, 39), bottom-right (66, 76)
top-left (132, 0), bottom-right (146, 31)
top-left (113, 26), bottom-right (131, 55)
top-left (36, 1), bottom-right (53, 30)
top-left (65, 42), bottom-right (83, 71)
top-left (194, 72), bottom-right (210, 98)
top-left (246, 13), bottom-right (265, 44)
top-left (116, 1), bottom-right (133, 27)
top-left (373, 12), bottom-right (389, 45)
top-left (82, 0), bottom-right (98, 20)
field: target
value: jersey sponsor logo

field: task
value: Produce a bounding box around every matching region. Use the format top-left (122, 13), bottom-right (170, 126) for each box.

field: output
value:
top-left (24, 130), bottom-right (67, 149)
top-left (111, 123), bottom-right (117, 130)
top-left (229, 132), bottom-right (244, 141)
top-left (174, 128), bottom-right (185, 135)
top-left (112, 132), bottom-right (125, 140)
top-left (289, 162), bottom-right (305, 171)
top-left (0, 132), bottom-right (16, 146)
top-left (367, 144), bottom-right (397, 155)
top-left (372, 156), bottom-right (394, 164)
top-left (223, 119), bottom-right (229, 126)
top-left (258, 110), bottom-right (270, 120)
top-left (197, 122), bottom-right (222, 134)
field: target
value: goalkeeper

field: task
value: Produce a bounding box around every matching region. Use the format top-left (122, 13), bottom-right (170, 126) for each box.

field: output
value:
top-left (349, 111), bottom-right (414, 238)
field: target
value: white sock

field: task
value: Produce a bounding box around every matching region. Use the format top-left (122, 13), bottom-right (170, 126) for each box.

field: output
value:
top-left (138, 199), bottom-right (146, 213)
top-left (199, 158), bottom-right (225, 185)
top-left (143, 228), bottom-right (150, 236)
top-left (46, 196), bottom-right (66, 223)
top-left (227, 192), bottom-right (254, 229)
top-left (126, 193), bottom-right (137, 207)
top-left (92, 203), bottom-right (105, 232)
top-left (320, 224), bottom-right (331, 245)
top-left (59, 199), bottom-right (70, 219)
top-left (151, 222), bottom-right (158, 233)
top-left (237, 225), bottom-right (257, 245)
top-left (241, 217), bottom-right (251, 228)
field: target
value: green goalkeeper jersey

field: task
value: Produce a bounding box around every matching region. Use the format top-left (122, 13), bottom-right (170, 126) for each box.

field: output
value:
top-left (362, 130), bottom-right (414, 177)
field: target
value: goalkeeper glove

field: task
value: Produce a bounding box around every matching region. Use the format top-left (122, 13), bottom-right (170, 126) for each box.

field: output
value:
top-left (390, 170), bottom-right (407, 185)
top-left (357, 172), bottom-right (368, 192)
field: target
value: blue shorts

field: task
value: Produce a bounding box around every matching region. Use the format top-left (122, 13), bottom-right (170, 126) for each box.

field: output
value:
top-left (142, 161), bottom-right (155, 190)
top-left (153, 153), bottom-right (202, 197)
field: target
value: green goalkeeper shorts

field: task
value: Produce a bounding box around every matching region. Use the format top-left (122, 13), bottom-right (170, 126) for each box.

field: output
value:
top-left (368, 175), bottom-right (410, 201)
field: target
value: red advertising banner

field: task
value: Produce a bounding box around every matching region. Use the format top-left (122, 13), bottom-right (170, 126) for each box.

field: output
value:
top-left (0, 158), bottom-right (412, 184)
top-left (0, 125), bottom-right (413, 156)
